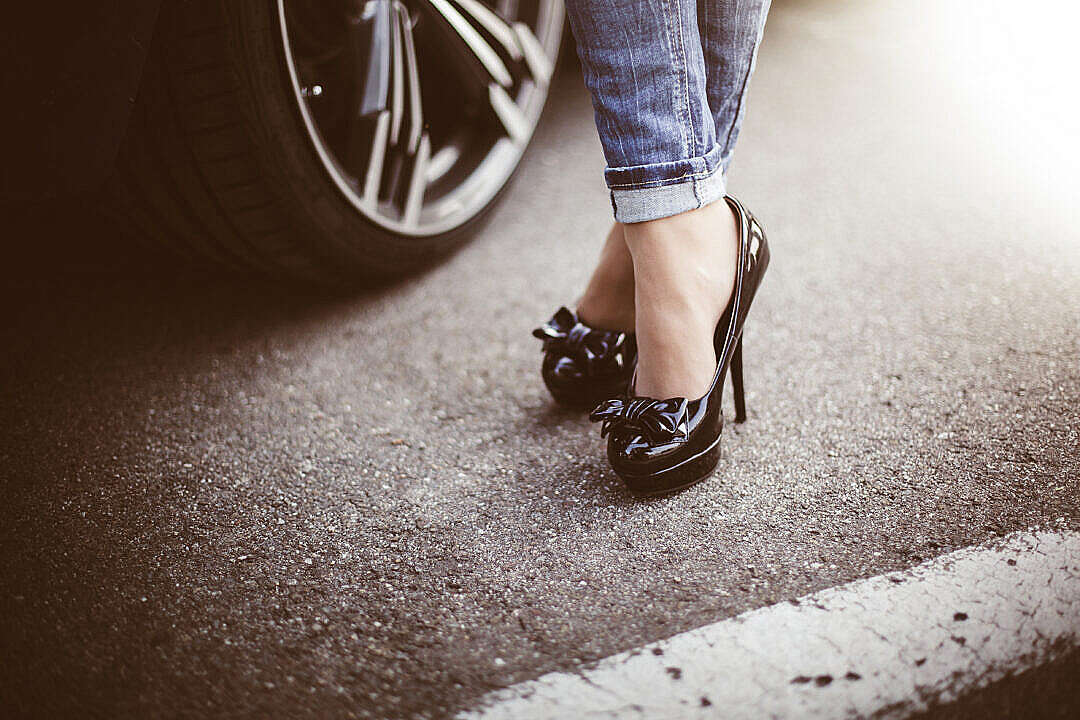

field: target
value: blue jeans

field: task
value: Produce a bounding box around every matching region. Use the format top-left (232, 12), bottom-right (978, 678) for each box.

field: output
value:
top-left (565, 0), bottom-right (771, 222)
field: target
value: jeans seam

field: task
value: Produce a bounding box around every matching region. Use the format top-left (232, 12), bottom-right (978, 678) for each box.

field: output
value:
top-left (673, 0), bottom-right (696, 158)
top-left (721, 1), bottom-right (771, 156)
top-left (673, 0), bottom-right (691, 157)
top-left (604, 143), bottom-right (722, 188)
top-left (608, 172), bottom-right (709, 189)
top-left (662, 0), bottom-right (692, 159)
top-left (606, 158), bottom-right (721, 189)
top-left (720, 52), bottom-right (754, 155)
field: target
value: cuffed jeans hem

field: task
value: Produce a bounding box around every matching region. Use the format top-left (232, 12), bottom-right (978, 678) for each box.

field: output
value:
top-left (603, 143), bottom-right (724, 188)
top-left (609, 164), bottom-right (727, 223)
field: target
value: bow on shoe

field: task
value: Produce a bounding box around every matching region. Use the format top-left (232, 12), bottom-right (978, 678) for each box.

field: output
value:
top-left (589, 397), bottom-right (689, 443)
top-left (532, 307), bottom-right (630, 374)
top-left (532, 307), bottom-right (579, 348)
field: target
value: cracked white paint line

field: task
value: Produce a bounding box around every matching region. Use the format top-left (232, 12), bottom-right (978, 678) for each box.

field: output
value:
top-left (459, 528), bottom-right (1080, 719)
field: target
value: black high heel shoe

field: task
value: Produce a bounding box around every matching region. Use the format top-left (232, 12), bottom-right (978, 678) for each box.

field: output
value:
top-left (589, 196), bottom-right (769, 494)
top-left (533, 308), bottom-right (637, 408)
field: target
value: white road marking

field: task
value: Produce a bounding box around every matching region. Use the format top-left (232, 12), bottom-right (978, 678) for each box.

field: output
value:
top-left (460, 527), bottom-right (1080, 719)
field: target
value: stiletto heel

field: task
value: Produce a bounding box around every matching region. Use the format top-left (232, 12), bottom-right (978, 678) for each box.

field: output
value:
top-left (589, 196), bottom-right (769, 494)
top-left (730, 335), bottom-right (746, 424)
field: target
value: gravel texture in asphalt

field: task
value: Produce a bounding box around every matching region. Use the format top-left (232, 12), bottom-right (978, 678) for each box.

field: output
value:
top-left (2, 1), bottom-right (1079, 718)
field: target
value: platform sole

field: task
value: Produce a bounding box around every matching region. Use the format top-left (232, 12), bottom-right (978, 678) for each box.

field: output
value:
top-left (613, 432), bottom-right (724, 496)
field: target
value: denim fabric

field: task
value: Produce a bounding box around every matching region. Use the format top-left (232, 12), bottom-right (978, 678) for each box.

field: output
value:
top-left (565, 0), bottom-right (771, 222)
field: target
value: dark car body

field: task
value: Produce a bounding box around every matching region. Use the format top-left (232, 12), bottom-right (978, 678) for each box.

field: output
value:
top-left (1, 2), bottom-right (161, 202)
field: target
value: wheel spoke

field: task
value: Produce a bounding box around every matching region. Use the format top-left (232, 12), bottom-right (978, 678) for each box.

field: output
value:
top-left (423, 0), bottom-right (555, 145)
top-left (426, 0), bottom-right (513, 88)
top-left (348, 0), bottom-right (393, 117)
top-left (345, 1), bottom-right (393, 180)
top-left (361, 110), bottom-right (392, 205)
top-left (512, 21), bottom-right (552, 87)
top-left (402, 133), bottom-right (431, 228)
top-left (496, 0), bottom-right (519, 19)
top-left (355, 2), bottom-right (425, 213)
top-left (488, 83), bottom-right (529, 143)
top-left (451, 0), bottom-right (522, 62)
top-left (388, 3), bottom-right (405, 146)
top-left (396, 4), bottom-right (424, 155)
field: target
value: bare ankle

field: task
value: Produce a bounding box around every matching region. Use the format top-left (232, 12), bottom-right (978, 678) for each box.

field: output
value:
top-left (624, 200), bottom-right (740, 399)
top-left (576, 222), bottom-right (636, 332)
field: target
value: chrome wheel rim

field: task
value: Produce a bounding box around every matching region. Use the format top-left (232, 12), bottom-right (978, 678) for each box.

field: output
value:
top-left (278, 0), bottom-right (564, 237)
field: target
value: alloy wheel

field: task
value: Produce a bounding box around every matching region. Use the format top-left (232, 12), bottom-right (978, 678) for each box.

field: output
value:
top-left (278, 0), bottom-right (565, 237)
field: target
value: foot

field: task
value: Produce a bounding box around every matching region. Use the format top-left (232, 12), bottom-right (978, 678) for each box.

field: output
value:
top-left (623, 199), bottom-right (739, 400)
top-left (575, 222), bottom-right (636, 333)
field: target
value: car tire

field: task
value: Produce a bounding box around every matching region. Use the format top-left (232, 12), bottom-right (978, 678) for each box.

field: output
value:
top-left (106, 0), bottom-right (564, 284)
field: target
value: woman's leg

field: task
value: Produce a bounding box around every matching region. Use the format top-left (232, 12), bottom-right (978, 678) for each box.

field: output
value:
top-left (566, 0), bottom-right (767, 400)
top-left (625, 0), bottom-right (771, 400)
top-left (570, 0), bottom-right (722, 337)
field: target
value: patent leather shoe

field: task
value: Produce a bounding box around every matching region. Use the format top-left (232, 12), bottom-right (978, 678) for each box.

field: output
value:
top-left (533, 307), bottom-right (636, 408)
top-left (589, 196), bottom-right (769, 494)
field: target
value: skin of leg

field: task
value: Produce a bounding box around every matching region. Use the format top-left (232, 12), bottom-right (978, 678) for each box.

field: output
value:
top-left (624, 197), bottom-right (739, 401)
top-left (575, 222), bottom-right (635, 333)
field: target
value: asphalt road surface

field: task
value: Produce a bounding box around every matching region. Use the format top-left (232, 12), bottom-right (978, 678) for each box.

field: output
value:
top-left (3, 1), bottom-right (1079, 718)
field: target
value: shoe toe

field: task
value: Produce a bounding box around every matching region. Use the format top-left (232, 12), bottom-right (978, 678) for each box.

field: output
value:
top-left (541, 354), bottom-right (585, 391)
top-left (549, 356), bottom-right (585, 383)
top-left (608, 432), bottom-right (685, 474)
